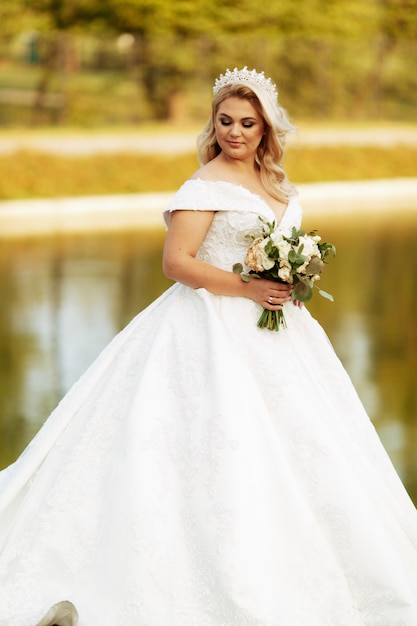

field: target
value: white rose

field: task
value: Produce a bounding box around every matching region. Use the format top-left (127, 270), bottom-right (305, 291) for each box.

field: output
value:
top-left (298, 235), bottom-right (319, 258)
top-left (277, 239), bottom-right (292, 260)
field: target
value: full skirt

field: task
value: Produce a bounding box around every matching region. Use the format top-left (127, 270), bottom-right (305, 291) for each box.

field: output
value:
top-left (0, 284), bottom-right (417, 626)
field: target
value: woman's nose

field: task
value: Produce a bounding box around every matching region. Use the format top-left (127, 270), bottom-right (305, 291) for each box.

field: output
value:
top-left (229, 123), bottom-right (241, 137)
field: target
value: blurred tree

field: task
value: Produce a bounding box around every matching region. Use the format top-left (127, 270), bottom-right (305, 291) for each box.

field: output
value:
top-left (379, 0), bottom-right (417, 40)
top-left (0, 0), bottom-right (32, 40)
top-left (367, 0), bottom-right (417, 116)
top-left (106, 0), bottom-right (218, 119)
top-left (4, 0), bottom-right (417, 122)
top-left (104, 0), bottom-right (381, 119)
top-left (21, 0), bottom-right (113, 123)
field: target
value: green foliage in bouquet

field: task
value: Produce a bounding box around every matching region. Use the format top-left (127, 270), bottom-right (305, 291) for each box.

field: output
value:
top-left (233, 217), bottom-right (336, 330)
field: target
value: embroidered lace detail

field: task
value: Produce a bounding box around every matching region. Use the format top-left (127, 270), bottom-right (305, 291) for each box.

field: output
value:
top-left (1, 179), bottom-right (417, 625)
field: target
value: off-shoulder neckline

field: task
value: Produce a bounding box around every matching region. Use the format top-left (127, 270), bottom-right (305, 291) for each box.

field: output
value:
top-left (186, 178), bottom-right (296, 228)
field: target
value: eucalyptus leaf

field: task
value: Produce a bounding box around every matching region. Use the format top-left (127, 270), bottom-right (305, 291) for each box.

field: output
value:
top-left (232, 263), bottom-right (243, 274)
top-left (294, 253), bottom-right (308, 265)
top-left (319, 289), bottom-right (334, 302)
top-left (294, 281), bottom-right (313, 302)
top-left (305, 257), bottom-right (324, 274)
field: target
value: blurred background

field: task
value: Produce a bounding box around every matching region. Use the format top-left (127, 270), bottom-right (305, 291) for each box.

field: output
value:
top-left (1, 0), bottom-right (417, 125)
top-left (0, 0), bottom-right (417, 504)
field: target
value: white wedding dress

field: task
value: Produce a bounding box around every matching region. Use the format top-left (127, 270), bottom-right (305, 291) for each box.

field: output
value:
top-left (1, 179), bottom-right (417, 626)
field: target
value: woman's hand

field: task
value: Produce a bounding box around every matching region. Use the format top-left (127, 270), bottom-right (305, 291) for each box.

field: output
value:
top-left (244, 277), bottom-right (292, 309)
top-left (163, 210), bottom-right (305, 307)
top-left (292, 298), bottom-right (304, 308)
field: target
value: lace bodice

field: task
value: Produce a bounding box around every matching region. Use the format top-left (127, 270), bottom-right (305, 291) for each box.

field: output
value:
top-left (164, 179), bottom-right (302, 271)
top-left (2, 177), bottom-right (416, 626)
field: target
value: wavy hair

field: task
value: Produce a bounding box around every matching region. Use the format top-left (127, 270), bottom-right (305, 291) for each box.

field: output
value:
top-left (197, 83), bottom-right (297, 203)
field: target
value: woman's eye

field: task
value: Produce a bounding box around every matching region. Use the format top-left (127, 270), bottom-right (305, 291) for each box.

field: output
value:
top-left (219, 120), bottom-right (254, 128)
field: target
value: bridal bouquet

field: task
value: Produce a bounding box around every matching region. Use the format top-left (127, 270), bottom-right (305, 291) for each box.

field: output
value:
top-left (233, 217), bottom-right (336, 331)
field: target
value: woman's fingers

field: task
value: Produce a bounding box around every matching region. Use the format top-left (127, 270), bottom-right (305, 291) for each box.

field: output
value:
top-left (271, 284), bottom-right (292, 297)
top-left (249, 278), bottom-right (292, 308)
top-left (265, 293), bottom-right (291, 308)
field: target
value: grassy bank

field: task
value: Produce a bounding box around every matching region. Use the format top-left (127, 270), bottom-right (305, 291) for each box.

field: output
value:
top-left (1, 145), bottom-right (416, 200)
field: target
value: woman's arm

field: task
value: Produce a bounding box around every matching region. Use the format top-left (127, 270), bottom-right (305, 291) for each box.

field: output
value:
top-left (163, 210), bottom-right (292, 308)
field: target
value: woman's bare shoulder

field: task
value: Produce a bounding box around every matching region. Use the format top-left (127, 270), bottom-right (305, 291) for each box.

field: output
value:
top-left (190, 158), bottom-right (227, 182)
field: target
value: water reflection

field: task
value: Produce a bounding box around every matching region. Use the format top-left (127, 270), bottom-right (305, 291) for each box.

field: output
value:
top-left (1, 211), bottom-right (416, 505)
top-left (0, 230), bottom-right (171, 465)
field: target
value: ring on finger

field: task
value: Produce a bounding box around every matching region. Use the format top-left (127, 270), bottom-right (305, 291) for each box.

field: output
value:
top-left (268, 297), bottom-right (273, 304)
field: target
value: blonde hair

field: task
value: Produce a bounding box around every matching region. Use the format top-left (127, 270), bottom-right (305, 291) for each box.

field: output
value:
top-left (197, 83), bottom-right (297, 203)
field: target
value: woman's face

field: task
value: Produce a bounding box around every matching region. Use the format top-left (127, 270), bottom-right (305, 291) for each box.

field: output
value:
top-left (214, 96), bottom-right (265, 162)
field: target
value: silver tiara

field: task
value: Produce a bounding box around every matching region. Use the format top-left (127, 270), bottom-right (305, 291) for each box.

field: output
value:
top-left (213, 66), bottom-right (278, 101)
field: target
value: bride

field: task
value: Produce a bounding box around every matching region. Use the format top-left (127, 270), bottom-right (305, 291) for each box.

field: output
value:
top-left (1, 67), bottom-right (417, 626)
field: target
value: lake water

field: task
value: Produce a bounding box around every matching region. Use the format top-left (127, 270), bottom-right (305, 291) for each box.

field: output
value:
top-left (1, 209), bottom-right (416, 504)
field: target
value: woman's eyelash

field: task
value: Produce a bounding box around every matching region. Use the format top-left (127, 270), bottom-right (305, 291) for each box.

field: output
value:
top-left (220, 120), bottom-right (254, 127)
